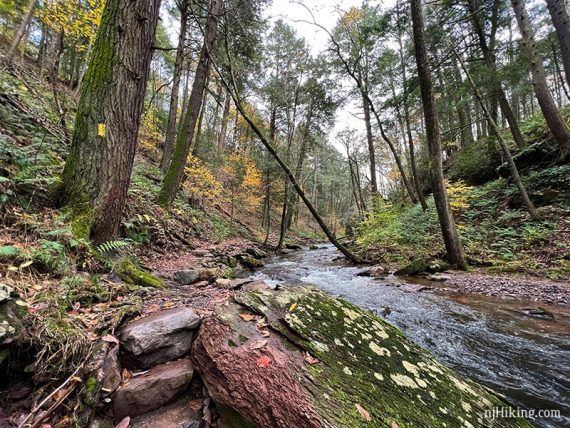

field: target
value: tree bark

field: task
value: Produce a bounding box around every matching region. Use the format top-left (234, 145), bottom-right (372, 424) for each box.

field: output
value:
top-left (57, 0), bottom-right (162, 243)
top-left (512, 0), bottom-right (570, 160)
top-left (455, 48), bottom-right (539, 220)
top-left (411, 0), bottom-right (467, 269)
top-left (158, 0), bottom-right (222, 207)
top-left (7, 0), bottom-right (38, 62)
top-left (160, 0), bottom-right (189, 172)
top-left (546, 0), bottom-right (570, 88)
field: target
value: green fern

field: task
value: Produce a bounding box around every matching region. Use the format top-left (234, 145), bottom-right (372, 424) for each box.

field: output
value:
top-left (96, 239), bottom-right (131, 254)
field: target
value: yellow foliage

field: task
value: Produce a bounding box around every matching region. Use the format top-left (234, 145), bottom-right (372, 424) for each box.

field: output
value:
top-left (41, 0), bottom-right (104, 52)
top-left (221, 153), bottom-right (262, 211)
top-left (445, 179), bottom-right (474, 214)
top-left (139, 107), bottom-right (162, 154)
top-left (184, 155), bottom-right (223, 202)
top-left (342, 7), bottom-right (363, 26)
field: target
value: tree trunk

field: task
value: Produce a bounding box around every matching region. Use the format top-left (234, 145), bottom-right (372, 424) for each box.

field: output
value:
top-left (57, 0), bottom-right (162, 243)
top-left (546, 0), bottom-right (570, 88)
top-left (160, 0), bottom-right (189, 172)
top-left (512, 0), bottom-right (570, 160)
top-left (468, 0), bottom-right (527, 150)
top-left (397, 33), bottom-right (428, 210)
top-left (362, 91), bottom-right (378, 195)
top-left (411, 0), bottom-right (467, 269)
top-left (455, 48), bottom-right (539, 220)
top-left (7, 0), bottom-right (38, 62)
top-left (46, 29), bottom-right (64, 82)
top-left (158, 0), bottom-right (222, 207)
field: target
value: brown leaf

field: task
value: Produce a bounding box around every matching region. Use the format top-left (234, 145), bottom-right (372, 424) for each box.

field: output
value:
top-left (121, 368), bottom-right (132, 382)
top-left (101, 334), bottom-right (120, 345)
top-left (239, 313), bottom-right (255, 322)
top-left (188, 399), bottom-right (202, 412)
top-left (355, 403), bottom-right (371, 422)
top-left (259, 330), bottom-right (270, 338)
top-left (115, 416), bottom-right (130, 428)
top-left (391, 422), bottom-right (399, 428)
top-left (256, 318), bottom-right (268, 328)
top-left (250, 339), bottom-right (268, 350)
top-left (256, 355), bottom-right (271, 368)
top-left (303, 352), bottom-right (320, 365)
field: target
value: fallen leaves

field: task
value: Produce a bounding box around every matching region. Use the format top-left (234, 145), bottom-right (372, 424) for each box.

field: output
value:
top-left (288, 302), bottom-right (298, 312)
top-left (256, 355), bottom-right (271, 368)
top-left (355, 403), bottom-right (371, 422)
top-left (391, 422), bottom-right (399, 428)
top-left (101, 334), bottom-right (119, 345)
top-left (121, 368), bottom-right (132, 382)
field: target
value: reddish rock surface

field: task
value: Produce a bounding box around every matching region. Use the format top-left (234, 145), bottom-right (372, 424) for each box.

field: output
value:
top-left (113, 358), bottom-right (194, 419)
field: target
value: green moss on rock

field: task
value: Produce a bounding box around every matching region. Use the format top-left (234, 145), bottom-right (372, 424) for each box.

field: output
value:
top-left (116, 258), bottom-right (165, 288)
top-left (232, 286), bottom-right (530, 427)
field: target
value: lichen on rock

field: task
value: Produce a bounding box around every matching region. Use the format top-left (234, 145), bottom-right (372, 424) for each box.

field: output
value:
top-left (193, 285), bottom-right (531, 427)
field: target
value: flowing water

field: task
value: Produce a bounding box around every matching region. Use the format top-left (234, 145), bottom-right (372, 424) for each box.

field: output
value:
top-left (253, 245), bottom-right (570, 428)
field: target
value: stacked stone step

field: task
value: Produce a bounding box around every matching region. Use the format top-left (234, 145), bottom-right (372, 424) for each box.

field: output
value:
top-left (112, 307), bottom-right (201, 426)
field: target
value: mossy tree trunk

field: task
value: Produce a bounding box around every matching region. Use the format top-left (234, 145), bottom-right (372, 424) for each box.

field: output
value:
top-left (160, 0), bottom-right (189, 172)
top-left (411, 0), bottom-right (467, 270)
top-left (512, 0), bottom-right (570, 161)
top-left (158, 0), bottom-right (222, 207)
top-left (57, 0), bottom-right (162, 243)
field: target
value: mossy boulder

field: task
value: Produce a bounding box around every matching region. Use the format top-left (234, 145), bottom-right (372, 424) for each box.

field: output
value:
top-left (192, 285), bottom-right (530, 428)
top-left (116, 259), bottom-right (165, 288)
top-left (0, 284), bottom-right (28, 367)
top-left (395, 259), bottom-right (450, 276)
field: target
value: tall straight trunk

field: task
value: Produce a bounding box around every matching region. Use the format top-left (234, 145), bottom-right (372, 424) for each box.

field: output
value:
top-left (396, 33), bottom-right (428, 210)
top-left (178, 66), bottom-right (191, 133)
top-left (512, 0), bottom-right (570, 160)
top-left (8, 0), bottom-right (38, 61)
top-left (468, 0), bottom-right (527, 150)
top-left (158, 0), bottom-right (221, 207)
top-left (161, 0), bottom-right (189, 172)
top-left (551, 42), bottom-right (570, 102)
top-left (455, 48), bottom-right (539, 220)
top-left (546, 0), bottom-right (570, 87)
top-left (361, 91), bottom-right (378, 195)
top-left (192, 74), bottom-right (210, 157)
top-left (46, 29), bottom-right (64, 82)
top-left (411, 0), bottom-right (467, 269)
top-left (217, 94), bottom-right (231, 147)
top-left (57, 0), bottom-right (162, 243)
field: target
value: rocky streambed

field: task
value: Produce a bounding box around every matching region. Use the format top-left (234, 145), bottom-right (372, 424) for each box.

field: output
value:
top-left (2, 243), bottom-right (567, 427)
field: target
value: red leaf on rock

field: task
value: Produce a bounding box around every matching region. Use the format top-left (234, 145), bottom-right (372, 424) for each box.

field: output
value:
top-left (256, 355), bottom-right (271, 368)
top-left (303, 352), bottom-right (320, 365)
top-left (239, 313), bottom-right (255, 322)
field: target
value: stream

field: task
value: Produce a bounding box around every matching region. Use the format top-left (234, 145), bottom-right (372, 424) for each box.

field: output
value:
top-left (253, 245), bottom-right (570, 428)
